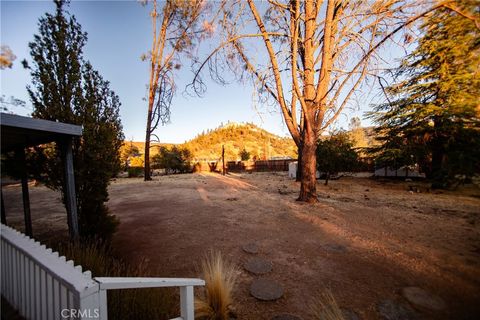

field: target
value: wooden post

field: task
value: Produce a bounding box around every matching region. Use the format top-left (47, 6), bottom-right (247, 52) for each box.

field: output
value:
top-left (1, 187), bottom-right (6, 225)
top-left (60, 138), bottom-right (79, 241)
top-left (98, 289), bottom-right (108, 320)
top-left (15, 148), bottom-right (33, 237)
top-left (222, 145), bottom-right (225, 176)
top-left (180, 286), bottom-right (194, 320)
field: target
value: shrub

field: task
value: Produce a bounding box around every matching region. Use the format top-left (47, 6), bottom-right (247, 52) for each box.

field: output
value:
top-left (127, 166), bottom-right (144, 178)
top-left (195, 252), bottom-right (237, 320)
top-left (310, 290), bottom-right (344, 320)
top-left (239, 148), bottom-right (251, 161)
top-left (151, 146), bottom-right (192, 174)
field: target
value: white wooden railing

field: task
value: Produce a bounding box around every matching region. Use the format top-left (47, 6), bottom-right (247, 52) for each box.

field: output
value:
top-left (95, 277), bottom-right (204, 320)
top-left (0, 224), bottom-right (204, 320)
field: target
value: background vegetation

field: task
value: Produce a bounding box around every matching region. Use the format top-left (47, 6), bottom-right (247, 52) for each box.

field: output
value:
top-left (369, 2), bottom-right (480, 188)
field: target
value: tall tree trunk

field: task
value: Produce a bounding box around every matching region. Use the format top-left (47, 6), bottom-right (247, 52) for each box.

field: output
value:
top-left (296, 143), bottom-right (303, 182)
top-left (297, 129), bottom-right (318, 202)
top-left (431, 145), bottom-right (444, 177)
top-left (144, 107), bottom-right (153, 181)
top-left (430, 117), bottom-right (446, 188)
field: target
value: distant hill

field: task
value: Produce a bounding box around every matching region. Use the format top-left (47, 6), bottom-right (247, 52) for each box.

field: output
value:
top-left (122, 122), bottom-right (297, 162)
top-left (122, 123), bottom-right (379, 163)
top-left (183, 122), bottom-right (297, 161)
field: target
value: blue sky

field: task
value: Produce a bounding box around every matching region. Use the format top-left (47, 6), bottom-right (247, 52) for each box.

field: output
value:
top-left (1, 0), bottom-right (391, 143)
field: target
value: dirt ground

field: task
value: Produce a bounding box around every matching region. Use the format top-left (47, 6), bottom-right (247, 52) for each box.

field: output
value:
top-left (3, 172), bottom-right (480, 319)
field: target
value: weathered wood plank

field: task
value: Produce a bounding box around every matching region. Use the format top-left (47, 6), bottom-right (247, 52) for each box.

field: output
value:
top-left (180, 286), bottom-right (194, 320)
top-left (1, 113), bottom-right (82, 136)
top-left (60, 138), bottom-right (80, 241)
top-left (95, 277), bottom-right (205, 290)
top-left (16, 148), bottom-right (33, 237)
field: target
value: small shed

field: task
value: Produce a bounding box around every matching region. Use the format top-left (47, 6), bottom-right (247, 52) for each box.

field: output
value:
top-left (1, 113), bottom-right (83, 240)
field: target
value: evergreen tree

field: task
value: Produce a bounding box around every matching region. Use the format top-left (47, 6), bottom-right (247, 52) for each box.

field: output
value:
top-left (370, 3), bottom-right (480, 186)
top-left (316, 132), bottom-right (359, 185)
top-left (24, 0), bottom-right (123, 239)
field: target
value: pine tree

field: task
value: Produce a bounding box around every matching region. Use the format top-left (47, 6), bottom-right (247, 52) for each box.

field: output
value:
top-left (25, 0), bottom-right (124, 239)
top-left (370, 2), bottom-right (480, 186)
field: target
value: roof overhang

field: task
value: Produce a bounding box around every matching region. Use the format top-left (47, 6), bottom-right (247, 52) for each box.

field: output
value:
top-left (1, 113), bottom-right (83, 153)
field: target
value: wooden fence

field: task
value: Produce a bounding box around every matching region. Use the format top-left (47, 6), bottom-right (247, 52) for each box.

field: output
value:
top-left (227, 159), bottom-right (296, 172)
top-left (0, 224), bottom-right (204, 320)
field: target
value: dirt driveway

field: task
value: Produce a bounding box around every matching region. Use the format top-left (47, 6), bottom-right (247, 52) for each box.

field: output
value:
top-left (3, 172), bottom-right (480, 319)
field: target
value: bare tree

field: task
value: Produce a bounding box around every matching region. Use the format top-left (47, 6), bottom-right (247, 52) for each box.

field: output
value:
top-left (142, 0), bottom-right (212, 180)
top-left (192, 0), bottom-right (447, 202)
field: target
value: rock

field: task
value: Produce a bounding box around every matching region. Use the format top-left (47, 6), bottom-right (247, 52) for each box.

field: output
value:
top-left (377, 299), bottom-right (417, 320)
top-left (250, 278), bottom-right (284, 301)
top-left (401, 287), bottom-right (446, 311)
top-left (271, 314), bottom-right (302, 320)
top-left (323, 243), bottom-right (348, 253)
top-left (242, 242), bottom-right (259, 254)
top-left (244, 257), bottom-right (273, 275)
top-left (117, 171), bottom-right (128, 178)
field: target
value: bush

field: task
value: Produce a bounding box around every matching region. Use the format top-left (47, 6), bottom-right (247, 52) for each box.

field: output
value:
top-left (127, 166), bottom-right (144, 178)
top-left (195, 252), bottom-right (237, 320)
top-left (151, 146), bottom-right (192, 174)
top-left (310, 290), bottom-right (344, 320)
top-left (239, 148), bottom-right (251, 161)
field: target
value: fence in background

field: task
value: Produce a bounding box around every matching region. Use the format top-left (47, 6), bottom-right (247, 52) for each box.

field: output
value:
top-left (227, 159), bottom-right (296, 172)
top-left (0, 224), bottom-right (204, 320)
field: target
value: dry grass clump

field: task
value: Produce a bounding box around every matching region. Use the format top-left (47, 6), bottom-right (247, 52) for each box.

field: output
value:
top-left (195, 251), bottom-right (238, 320)
top-left (59, 240), bottom-right (175, 320)
top-left (310, 290), bottom-right (345, 320)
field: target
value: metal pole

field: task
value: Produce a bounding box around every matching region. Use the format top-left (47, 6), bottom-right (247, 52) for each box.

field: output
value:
top-left (222, 145), bottom-right (225, 176)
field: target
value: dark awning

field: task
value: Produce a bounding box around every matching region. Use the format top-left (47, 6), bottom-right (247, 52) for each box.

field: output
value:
top-left (1, 113), bottom-right (82, 152)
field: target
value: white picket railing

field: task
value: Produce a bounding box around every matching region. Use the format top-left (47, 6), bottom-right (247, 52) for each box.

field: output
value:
top-left (0, 224), bottom-right (204, 320)
top-left (1, 224), bottom-right (100, 320)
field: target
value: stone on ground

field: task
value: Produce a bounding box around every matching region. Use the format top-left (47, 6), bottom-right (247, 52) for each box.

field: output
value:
top-left (242, 242), bottom-right (259, 254)
top-left (250, 278), bottom-right (284, 301)
top-left (401, 287), bottom-right (446, 311)
top-left (244, 257), bottom-right (273, 275)
top-left (377, 299), bottom-right (417, 320)
top-left (323, 243), bottom-right (348, 253)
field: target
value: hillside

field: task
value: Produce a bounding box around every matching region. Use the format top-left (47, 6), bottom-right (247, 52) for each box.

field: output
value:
top-left (122, 123), bottom-right (383, 164)
top-left (122, 122), bottom-right (297, 163)
top-left (182, 122), bottom-right (297, 161)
